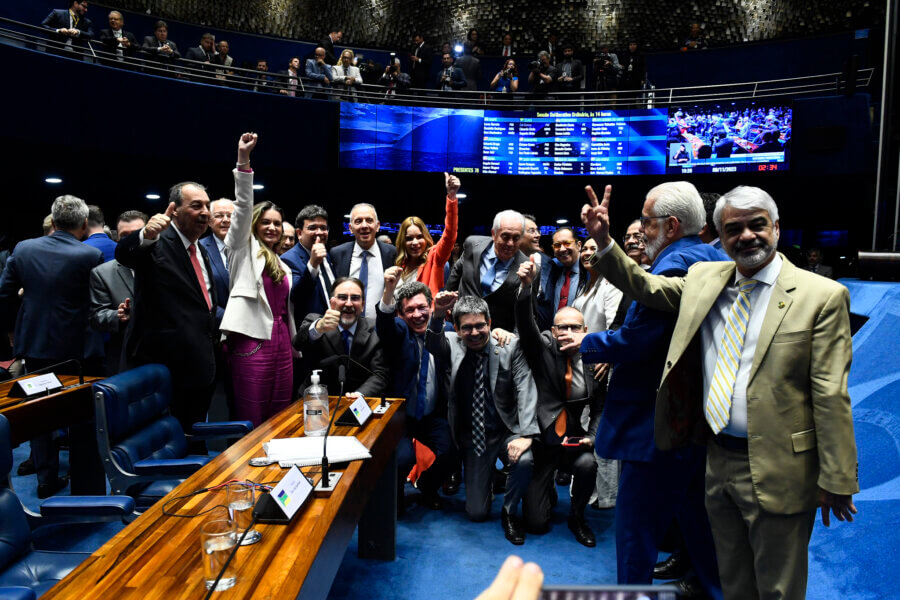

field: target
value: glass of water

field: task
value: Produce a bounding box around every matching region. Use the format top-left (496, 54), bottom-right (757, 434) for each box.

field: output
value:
top-left (200, 516), bottom-right (237, 591)
top-left (227, 482), bottom-right (262, 545)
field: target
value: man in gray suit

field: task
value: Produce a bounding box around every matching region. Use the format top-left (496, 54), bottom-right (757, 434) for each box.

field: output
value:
top-left (89, 211), bottom-right (147, 375)
top-left (446, 210), bottom-right (538, 332)
top-left (426, 292), bottom-right (540, 545)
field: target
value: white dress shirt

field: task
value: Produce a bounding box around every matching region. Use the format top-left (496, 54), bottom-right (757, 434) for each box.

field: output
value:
top-left (700, 254), bottom-right (782, 437)
top-left (349, 241), bottom-right (384, 320)
top-left (139, 223), bottom-right (212, 300)
top-left (213, 235), bottom-right (227, 269)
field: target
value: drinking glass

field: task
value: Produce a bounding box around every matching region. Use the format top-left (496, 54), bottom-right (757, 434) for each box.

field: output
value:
top-left (200, 517), bottom-right (237, 591)
top-left (227, 482), bottom-right (262, 545)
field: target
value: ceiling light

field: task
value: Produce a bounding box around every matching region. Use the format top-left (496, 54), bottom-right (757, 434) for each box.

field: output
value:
top-left (145, 193), bottom-right (160, 200)
top-left (252, 184), bottom-right (264, 190)
top-left (45, 177), bottom-right (63, 184)
top-left (556, 219), bottom-right (568, 224)
top-left (456, 193), bottom-right (467, 199)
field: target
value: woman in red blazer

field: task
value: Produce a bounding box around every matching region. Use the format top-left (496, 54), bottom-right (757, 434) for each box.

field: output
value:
top-left (392, 173), bottom-right (460, 300)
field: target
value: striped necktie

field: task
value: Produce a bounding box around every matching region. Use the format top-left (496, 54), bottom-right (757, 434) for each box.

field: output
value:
top-left (705, 279), bottom-right (758, 434)
top-left (471, 352), bottom-right (487, 456)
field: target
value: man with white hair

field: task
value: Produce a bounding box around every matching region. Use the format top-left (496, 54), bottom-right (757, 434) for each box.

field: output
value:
top-left (561, 181), bottom-right (726, 598)
top-left (446, 209), bottom-right (539, 331)
top-left (581, 184), bottom-right (858, 600)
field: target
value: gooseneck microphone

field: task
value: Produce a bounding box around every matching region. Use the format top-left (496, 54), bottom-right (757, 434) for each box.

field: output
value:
top-left (318, 361), bottom-right (346, 490)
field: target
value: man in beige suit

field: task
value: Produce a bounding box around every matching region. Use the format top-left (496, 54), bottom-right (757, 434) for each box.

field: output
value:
top-left (578, 184), bottom-right (858, 600)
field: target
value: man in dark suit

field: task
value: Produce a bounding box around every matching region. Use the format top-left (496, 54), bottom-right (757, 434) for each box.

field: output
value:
top-left (0, 194), bottom-right (104, 498)
top-left (804, 247), bottom-right (833, 279)
top-left (435, 52), bottom-right (466, 91)
top-left (199, 198), bottom-right (234, 326)
top-left (141, 20), bottom-right (180, 66)
top-left (535, 227), bottom-right (587, 331)
top-left (283, 204), bottom-right (335, 321)
top-left (377, 274), bottom-right (454, 509)
top-left (41, 1), bottom-right (94, 49)
top-left (557, 42), bottom-right (584, 92)
top-left (426, 292), bottom-right (539, 545)
top-left (183, 33), bottom-right (217, 73)
top-left (83, 205), bottom-right (117, 262)
top-left (319, 29), bottom-right (342, 66)
top-left (446, 210), bottom-right (536, 332)
top-left (115, 181), bottom-right (217, 438)
top-left (409, 33), bottom-right (432, 89)
top-left (570, 182), bottom-right (724, 598)
top-left (515, 260), bottom-right (601, 547)
top-left (331, 203), bottom-right (397, 320)
top-left (294, 277), bottom-right (388, 397)
top-left (89, 211), bottom-right (146, 375)
top-left (98, 10), bottom-right (137, 62)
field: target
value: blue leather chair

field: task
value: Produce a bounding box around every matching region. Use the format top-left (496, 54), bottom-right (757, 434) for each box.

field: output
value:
top-left (93, 364), bottom-right (252, 511)
top-left (0, 414), bottom-right (134, 598)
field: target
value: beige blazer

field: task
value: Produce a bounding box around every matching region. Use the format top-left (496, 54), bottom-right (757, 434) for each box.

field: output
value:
top-left (219, 169), bottom-right (297, 342)
top-left (593, 243), bottom-right (859, 514)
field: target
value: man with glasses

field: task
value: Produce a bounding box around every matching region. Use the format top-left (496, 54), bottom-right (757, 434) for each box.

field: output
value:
top-left (536, 227), bottom-right (586, 331)
top-left (294, 277), bottom-right (388, 398)
top-left (560, 182), bottom-right (727, 598)
top-left (515, 258), bottom-right (602, 547)
top-left (426, 292), bottom-right (539, 545)
top-left (200, 198), bottom-right (234, 326)
top-left (376, 277), bottom-right (455, 510)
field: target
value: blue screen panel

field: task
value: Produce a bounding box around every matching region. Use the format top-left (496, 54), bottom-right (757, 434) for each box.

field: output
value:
top-left (375, 104), bottom-right (413, 171)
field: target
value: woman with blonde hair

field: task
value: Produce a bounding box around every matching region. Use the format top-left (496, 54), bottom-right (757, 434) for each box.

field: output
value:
top-left (220, 132), bottom-right (296, 426)
top-left (390, 173), bottom-right (459, 299)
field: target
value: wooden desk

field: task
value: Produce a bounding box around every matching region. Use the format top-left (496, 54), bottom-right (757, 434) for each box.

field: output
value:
top-left (43, 395), bottom-right (406, 600)
top-left (0, 374), bottom-right (102, 445)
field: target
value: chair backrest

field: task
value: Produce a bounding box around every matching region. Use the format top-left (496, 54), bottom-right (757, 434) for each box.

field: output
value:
top-left (0, 415), bottom-right (33, 571)
top-left (93, 364), bottom-right (188, 475)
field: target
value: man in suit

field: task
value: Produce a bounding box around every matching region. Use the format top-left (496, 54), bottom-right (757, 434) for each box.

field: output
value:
top-left (294, 277), bottom-right (388, 397)
top-left (83, 205), bottom-right (116, 262)
top-left (436, 52), bottom-right (466, 91)
top-left (98, 11), bottom-right (137, 62)
top-left (566, 182), bottom-right (725, 598)
top-left (183, 33), bottom-right (217, 72)
top-left (377, 275), bottom-right (454, 509)
top-left (41, 1), bottom-right (94, 50)
top-left (455, 44), bottom-right (482, 91)
top-left (305, 47), bottom-right (333, 92)
top-left (331, 203), bottom-right (397, 321)
top-left (515, 260), bottom-right (601, 547)
top-left (213, 40), bottom-right (235, 82)
top-left (199, 198), bottom-right (233, 326)
top-left (580, 184), bottom-right (858, 600)
top-left (319, 29), bottom-right (342, 66)
top-left (446, 210), bottom-right (535, 332)
top-left (142, 20), bottom-right (180, 66)
top-left (0, 195), bottom-right (104, 498)
top-left (804, 247), bottom-right (833, 278)
top-left (536, 227), bottom-right (587, 331)
top-left (698, 192), bottom-right (723, 250)
top-left (426, 292), bottom-right (539, 544)
top-left (89, 210), bottom-right (146, 375)
top-left (409, 33), bottom-right (432, 89)
top-left (283, 204), bottom-right (334, 321)
top-left (115, 181), bottom-right (217, 438)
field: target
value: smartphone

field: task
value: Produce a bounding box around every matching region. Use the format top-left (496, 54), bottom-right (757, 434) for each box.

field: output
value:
top-left (562, 436), bottom-right (587, 447)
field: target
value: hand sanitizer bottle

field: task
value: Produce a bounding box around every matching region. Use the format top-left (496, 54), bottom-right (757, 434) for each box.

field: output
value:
top-left (303, 370), bottom-right (329, 436)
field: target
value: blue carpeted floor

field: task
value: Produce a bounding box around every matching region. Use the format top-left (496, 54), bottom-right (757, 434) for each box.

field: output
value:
top-left (10, 280), bottom-right (897, 599)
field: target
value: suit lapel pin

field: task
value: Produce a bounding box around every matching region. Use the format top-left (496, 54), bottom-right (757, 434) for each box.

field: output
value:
top-left (778, 301), bottom-right (785, 308)
top-left (494, 348), bottom-right (499, 355)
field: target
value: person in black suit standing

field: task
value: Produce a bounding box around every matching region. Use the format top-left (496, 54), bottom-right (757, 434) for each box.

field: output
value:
top-left (0, 194), bottom-right (104, 498)
top-left (98, 10), bottom-right (137, 64)
top-left (183, 33), bottom-right (217, 73)
top-left (41, 1), bottom-right (94, 50)
top-left (142, 20), bottom-right (180, 67)
top-left (409, 33), bottom-right (432, 89)
top-left (445, 210), bottom-right (537, 332)
top-left (330, 203), bottom-right (397, 321)
top-left (115, 181), bottom-right (217, 440)
top-left (282, 204), bottom-right (335, 323)
top-left (319, 29), bottom-right (342, 66)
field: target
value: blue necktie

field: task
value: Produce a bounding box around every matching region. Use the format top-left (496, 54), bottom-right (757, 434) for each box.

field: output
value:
top-left (416, 338), bottom-right (429, 421)
top-left (358, 250), bottom-right (370, 299)
top-left (341, 328), bottom-right (353, 355)
top-left (480, 256), bottom-right (497, 296)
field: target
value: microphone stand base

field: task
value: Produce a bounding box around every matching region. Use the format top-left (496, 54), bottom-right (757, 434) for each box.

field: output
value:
top-left (315, 471), bottom-right (343, 492)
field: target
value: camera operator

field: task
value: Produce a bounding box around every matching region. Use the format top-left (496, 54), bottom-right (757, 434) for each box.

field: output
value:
top-left (435, 52), bottom-right (465, 92)
top-left (593, 44), bottom-right (621, 92)
top-left (490, 59), bottom-right (519, 93)
top-left (527, 51), bottom-right (558, 96)
top-left (556, 42), bottom-right (583, 93)
top-left (379, 57), bottom-right (411, 95)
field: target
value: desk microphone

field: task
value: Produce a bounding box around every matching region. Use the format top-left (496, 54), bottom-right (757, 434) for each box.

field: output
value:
top-left (25, 358), bottom-right (84, 385)
top-left (317, 360), bottom-right (346, 491)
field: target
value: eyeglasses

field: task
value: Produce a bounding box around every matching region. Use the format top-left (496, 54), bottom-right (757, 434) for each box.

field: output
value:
top-left (335, 294), bottom-right (362, 303)
top-left (459, 322), bottom-right (489, 333)
top-left (552, 240), bottom-right (577, 250)
top-left (552, 323), bottom-right (584, 332)
top-left (639, 215), bottom-right (679, 227)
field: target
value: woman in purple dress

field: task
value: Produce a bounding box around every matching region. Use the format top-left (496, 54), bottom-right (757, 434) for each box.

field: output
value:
top-left (220, 133), bottom-right (296, 426)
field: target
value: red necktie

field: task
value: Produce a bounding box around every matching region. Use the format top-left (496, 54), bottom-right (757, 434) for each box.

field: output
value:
top-left (188, 243), bottom-right (212, 310)
top-left (555, 357), bottom-right (572, 437)
top-left (558, 270), bottom-right (573, 310)
top-left (503, 47), bottom-right (509, 57)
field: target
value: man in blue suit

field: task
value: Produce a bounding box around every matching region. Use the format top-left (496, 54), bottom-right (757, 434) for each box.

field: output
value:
top-left (305, 47), bottom-right (333, 92)
top-left (41, 1), bottom-right (94, 49)
top-left (330, 203), bottom-right (397, 321)
top-left (198, 198), bottom-right (234, 326)
top-left (563, 182), bottom-right (725, 598)
top-left (0, 195), bottom-right (104, 498)
top-left (83, 205), bottom-right (117, 262)
top-left (376, 273), bottom-right (454, 510)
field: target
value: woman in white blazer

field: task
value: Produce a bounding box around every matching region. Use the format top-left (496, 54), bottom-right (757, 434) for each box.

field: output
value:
top-left (220, 132), bottom-right (297, 426)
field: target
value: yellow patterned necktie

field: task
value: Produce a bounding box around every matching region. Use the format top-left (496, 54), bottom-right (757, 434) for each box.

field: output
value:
top-left (705, 279), bottom-right (758, 434)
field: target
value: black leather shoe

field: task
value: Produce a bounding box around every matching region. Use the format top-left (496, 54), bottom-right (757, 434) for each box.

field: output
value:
top-left (501, 510), bottom-right (525, 545)
top-left (418, 491), bottom-right (442, 510)
top-left (567, 516), bottom-right (596, 547)
top-left (555, 471), bottom-right (572, 486)
top-left (442, 471), bottom-right (461, 496)
top-left (16, 457), bottom-right (35, 476)
top-left (37, 475), bottom-right (69, 499)
top-left (670, 577), bottom-right (709, 600)
top-left (654, 551), bottom-right (690, 580)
